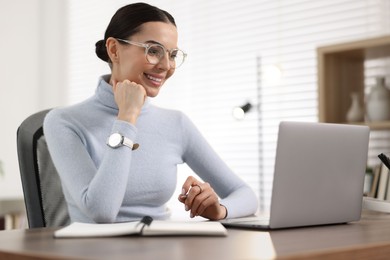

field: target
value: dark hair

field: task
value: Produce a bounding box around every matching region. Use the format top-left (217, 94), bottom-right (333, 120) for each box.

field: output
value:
top-left (95, 2), bottom-right (176, 63)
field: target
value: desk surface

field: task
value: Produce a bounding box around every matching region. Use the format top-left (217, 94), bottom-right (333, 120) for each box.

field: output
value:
top-left (0, 211), bottom-right (390, 260)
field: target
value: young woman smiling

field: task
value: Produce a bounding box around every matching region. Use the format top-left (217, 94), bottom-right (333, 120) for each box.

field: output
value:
top-left (44, 2), bottom-right (258, 223)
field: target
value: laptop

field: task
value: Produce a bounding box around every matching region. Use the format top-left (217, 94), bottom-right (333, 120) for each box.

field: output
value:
top-left (221, 121), bottom-right (370, 229)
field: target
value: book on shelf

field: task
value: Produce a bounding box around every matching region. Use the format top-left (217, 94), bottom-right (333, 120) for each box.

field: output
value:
top-left (0, 212), bottom-right (26, 230)
top-left (54, 216), bottom-right (227, 238)
top-left (368, 164), bottom-right (381, 198)
top-left (376, 164), bottom-right (389, 200)
top-left (364, 169), bottom-right (373, 196)
top-left (385, 180), bottom-right (390, 201)
top-left (0, 216), bottom-right (4, 230)
top-left (362, 154), bottom-right (390, 212)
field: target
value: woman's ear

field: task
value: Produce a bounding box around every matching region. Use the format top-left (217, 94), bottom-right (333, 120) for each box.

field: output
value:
top-left (106, 37), bottom-right (119, 63)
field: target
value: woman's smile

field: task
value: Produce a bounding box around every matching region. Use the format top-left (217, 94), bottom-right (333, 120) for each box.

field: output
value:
top-left (144, 73), bottom-right (164, 87)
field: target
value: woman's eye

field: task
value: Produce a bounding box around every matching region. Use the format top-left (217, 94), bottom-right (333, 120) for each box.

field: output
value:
top-left (170, 50), bottom-right (178, 59)
top-left (148, 46), bottom-right (163, 57)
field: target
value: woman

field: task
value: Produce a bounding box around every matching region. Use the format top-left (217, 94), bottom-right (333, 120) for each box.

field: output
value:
top-left (44, 2), bottom-right (258, 223)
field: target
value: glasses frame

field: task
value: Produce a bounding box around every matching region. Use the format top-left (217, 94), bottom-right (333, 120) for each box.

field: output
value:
top-left (116, 38), bottom-right (187, 68)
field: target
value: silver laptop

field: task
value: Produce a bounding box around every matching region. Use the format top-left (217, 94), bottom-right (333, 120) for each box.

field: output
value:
top-left (221, 121), bottom-right (370, 229)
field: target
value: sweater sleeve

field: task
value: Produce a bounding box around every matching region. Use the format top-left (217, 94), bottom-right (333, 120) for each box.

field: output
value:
top-left (43, 109), bottom-right (137, 223)
top-left (180, 114), bottom-right (258, 218)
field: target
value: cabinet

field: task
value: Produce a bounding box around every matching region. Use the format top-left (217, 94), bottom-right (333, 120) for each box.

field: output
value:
top-left (0, 198), bottom-right (25, 230)
top-left (317, 35), bottom-right (390, 129)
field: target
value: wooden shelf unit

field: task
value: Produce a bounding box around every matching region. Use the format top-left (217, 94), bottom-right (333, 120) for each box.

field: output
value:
top-left (317, 35), bottom-right (390, 129)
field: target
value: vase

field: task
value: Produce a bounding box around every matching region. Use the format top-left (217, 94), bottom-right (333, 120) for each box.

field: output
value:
top-left (366, 77), bottom-right (390, 122)
top-left (346, 92), bottom-right (364, 122)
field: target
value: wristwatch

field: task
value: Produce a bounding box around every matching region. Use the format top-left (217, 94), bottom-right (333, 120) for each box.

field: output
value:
top-left (107, 133), bottom-right (139, 150)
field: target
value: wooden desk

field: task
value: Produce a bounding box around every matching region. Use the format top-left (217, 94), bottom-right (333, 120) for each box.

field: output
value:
top-left (0, 211), bottom-right (390, 260)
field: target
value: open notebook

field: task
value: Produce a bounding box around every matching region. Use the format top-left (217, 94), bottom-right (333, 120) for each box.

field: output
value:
top-left (221, 121), bottom-right (370, 230)
top-left (54, 216), bottom-right (227, 238)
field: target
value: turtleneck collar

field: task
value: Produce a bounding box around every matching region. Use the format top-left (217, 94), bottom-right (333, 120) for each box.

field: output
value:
top-left (95, 75), bottom-right (151, 111)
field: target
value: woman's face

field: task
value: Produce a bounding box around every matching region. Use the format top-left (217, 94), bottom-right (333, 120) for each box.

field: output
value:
top-left (110, 21), bottom-right (178, 97)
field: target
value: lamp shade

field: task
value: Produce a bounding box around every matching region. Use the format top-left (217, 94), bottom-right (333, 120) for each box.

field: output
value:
top-left (232, 102), bottom-right (253, 120)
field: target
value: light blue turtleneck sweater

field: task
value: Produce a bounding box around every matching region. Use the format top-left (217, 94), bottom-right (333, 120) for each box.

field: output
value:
top-left (43, 75), bottom-right (258, 223)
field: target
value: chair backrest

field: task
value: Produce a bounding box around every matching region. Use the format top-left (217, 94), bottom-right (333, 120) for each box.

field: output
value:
top-left (17, 109), bottom-right (70, 228)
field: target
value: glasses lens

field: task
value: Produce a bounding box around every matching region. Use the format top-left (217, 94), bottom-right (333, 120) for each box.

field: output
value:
top-left (170, 50), bottom-right (186, 68)
top-left (146, 44), bottom-right (186, 68)
top-left (146, 45), bottom-right (164, 64)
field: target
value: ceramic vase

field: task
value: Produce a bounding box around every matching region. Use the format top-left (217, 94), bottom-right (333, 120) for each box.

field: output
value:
top-left (366, 77), bottom-right (390, 122)
top-left (346, 92), bottom-right (364, 122)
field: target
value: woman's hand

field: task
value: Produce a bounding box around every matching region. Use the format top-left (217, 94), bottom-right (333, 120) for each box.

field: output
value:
top-left (178, 176), bottom-right (227, 220)
top-left (112, 79), bottom-right (146, 124)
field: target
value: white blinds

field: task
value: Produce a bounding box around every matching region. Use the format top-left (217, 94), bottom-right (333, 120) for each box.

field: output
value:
top-left (67, 0), bottom-right (390, 211)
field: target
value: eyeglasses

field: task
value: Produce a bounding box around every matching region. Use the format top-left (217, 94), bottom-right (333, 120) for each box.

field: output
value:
top-left (116, 38), bottom-right (187, 69)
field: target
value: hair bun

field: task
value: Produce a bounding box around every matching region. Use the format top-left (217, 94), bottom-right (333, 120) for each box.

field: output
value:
top-left (95, 39), bottom-right (110, 62)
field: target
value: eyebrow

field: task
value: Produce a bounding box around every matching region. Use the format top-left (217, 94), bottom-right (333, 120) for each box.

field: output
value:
top-left (144, 40), bottom-right (163, 45)
top-left (144, 40), bottom-right (178, 50)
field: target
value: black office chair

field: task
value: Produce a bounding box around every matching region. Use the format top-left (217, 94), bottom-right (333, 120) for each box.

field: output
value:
top-left (17, 109), bottom-right (70, 228)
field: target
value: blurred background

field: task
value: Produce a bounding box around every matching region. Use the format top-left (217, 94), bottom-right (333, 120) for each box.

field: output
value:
top-left (1, 0), bottom-right (390, 225)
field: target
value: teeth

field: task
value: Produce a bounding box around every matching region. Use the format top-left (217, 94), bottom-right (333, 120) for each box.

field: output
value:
top-left (146, 74), bottom-right (162, 82)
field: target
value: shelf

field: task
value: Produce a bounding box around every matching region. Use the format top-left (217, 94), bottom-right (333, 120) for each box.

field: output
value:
top-left (0, 198), bottom-right (25, 216)
top-left (317, 35), bottom-right (390, 128)
top-left (345, 121), bottom-right (390, 130)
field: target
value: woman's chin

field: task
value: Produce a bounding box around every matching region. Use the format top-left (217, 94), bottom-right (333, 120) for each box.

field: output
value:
top-left (145, 87), bottom-right (160, 97)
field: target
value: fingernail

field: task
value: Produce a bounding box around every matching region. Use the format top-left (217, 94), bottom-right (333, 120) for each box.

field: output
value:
top-left (181, 188), bottom-right (186, 195)
top-left (185, 205), bottom-right (189, 211)
top-left (190, 213), bottom-right (194, 218)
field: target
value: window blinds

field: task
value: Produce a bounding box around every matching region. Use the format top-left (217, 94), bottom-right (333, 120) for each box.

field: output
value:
top-left (66, 0), bottom-right (390, 211)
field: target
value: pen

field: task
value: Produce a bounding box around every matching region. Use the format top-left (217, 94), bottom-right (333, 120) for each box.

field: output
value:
top-left (378, 153), bottom-right (390, 170)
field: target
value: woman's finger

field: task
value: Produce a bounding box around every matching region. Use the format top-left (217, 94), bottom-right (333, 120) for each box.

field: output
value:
top-left (194, 194), bottom-right (217, 217)
top-left (180, 176), bottom-right (199, 196)
top-left (183, 184), bottom-right (203, 211)
top-left (189, 184), bottom-right (217, 216)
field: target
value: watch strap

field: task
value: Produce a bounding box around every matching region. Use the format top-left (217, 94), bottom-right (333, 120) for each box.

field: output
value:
top-left (122, 136), bottom-right (139, 150)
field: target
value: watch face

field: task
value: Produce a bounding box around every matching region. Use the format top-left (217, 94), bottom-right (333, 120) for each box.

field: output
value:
top-left (108, 133), bottom-right (122, 147)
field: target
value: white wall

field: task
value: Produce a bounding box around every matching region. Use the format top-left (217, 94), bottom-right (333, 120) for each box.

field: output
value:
top-left (2, 0), bottom-right (390, 207)
top-left (0, 0), bottom-right (66, 199)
